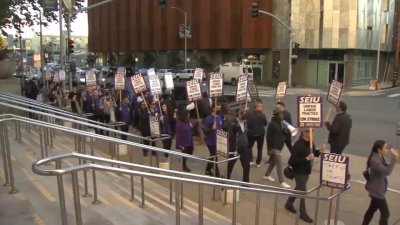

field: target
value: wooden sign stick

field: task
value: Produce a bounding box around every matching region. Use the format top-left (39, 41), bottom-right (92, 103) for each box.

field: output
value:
top-left (140, 92), bottom-right (149, 111)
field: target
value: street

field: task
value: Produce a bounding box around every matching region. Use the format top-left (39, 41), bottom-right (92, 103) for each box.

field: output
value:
top-left (224, 84), bottom-right (400, 157)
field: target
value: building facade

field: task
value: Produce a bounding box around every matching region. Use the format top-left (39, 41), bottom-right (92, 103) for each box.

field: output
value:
top-left (286, 0), bottom-right (396, 86)
top-left (88, 0), bottom-right (273, 82)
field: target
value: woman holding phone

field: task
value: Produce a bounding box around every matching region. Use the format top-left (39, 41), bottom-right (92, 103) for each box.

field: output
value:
top-left (362, 140), bottom-right (398, 225)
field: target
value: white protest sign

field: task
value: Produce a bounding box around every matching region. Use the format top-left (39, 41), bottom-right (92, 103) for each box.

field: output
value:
top-left (275, 81), bottom-right (288, 100)
top-left (149, 116), bottom-right (160, 137)
top-left (164, 72), bottom-right (174, 90)
top-left (85, 71), bottom-right (97, 86)
top-left (327, 80), bottom-right (343, 106)
top-left (297, 96), bottom-right (323, 128)
top-left (320, 153), bottom-right (349, 189)
top-left (117, 67), bottom-right (126, 74)
top-left (130, 73), bottom-right (147, 93)
top-left (59, 70), bottom-right (65, 81)
top-left (208, 73), bottom-right (224, 97)
top-left (45, 70), bottom-right (52, 81)
top-left (194, 68), bottom-right (204, 80)
top-left (235, 74), bottom-right (248, 102)
top-left (148, 74), bottom-right (162, 95)
top-left (53, 71), bottom-right (60, 83)
top-left (114, 73), bottom-right (125, 90)
top-left (217, 129), bottom-right (228, 157)
top-left (186, 79), bottom-right (202, 101)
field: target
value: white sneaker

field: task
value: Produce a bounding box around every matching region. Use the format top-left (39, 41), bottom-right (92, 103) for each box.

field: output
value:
top-left (256, 164), bottom-right (261, 168)
top-left (280, 182), bottom-right (291, 189)
top-left (249, 162), bottom-right (256, 166)
top-left (263, 176), bottom-right (276, 182)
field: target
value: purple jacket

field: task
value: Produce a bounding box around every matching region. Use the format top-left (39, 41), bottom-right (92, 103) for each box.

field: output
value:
top-left (119, 105), bottom-right (131, 125)
top-left (175, 119), bottom-right (193, 148)
top-left (203, 114), bottom-right (223, 146)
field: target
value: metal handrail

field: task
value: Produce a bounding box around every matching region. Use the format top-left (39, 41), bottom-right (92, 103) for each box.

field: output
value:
top-left (32, 152), bottom-right (350, 225)
top-left (0, 92), bottom-right (121, 125)
top-left (0, 114), bottom-right (317, 195)
top-left (0, 100), bottom-right (167, 142)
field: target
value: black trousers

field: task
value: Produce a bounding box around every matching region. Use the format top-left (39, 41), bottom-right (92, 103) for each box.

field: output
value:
top-left (205, 145), bottom-right (220, 175)
top-left (162, 137), bottom-right (172, 157)
top-left (141, 131), bottom-right (156, 156)
top-left (227, 147), bottom-right (250, 182)
top-left (248, 135), bottom-right (264, 164)
top-left (284, 133), bottom-right (294, 153)
top-left (330, 144), bottom-right (346, 155)
top-left (362, 197), bottom-right (390, 225)
top-left (286, 174), bottom-right (309, 215)
top-left (181, 146), bottom-right (194, 168)
top-left (120, 124), bottom-right (129, 140)
top-left (92, 114), bottom-right (103, 134)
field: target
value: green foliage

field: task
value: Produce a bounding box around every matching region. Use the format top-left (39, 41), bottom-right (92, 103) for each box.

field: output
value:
top-left (122, 52), bottom-right (135, 67)
top-left (0, 0), bottom-right (83, 33)
top-left (0, 35), bottom-right (7, 50)
top-left (107, 53), bottom-right (116, 66)
top-left (166, 51), bottom-right (181, 69)
top-left (86, 53), bottom-right (97, 67)
top-left (143, 52), bottom-right (155, 68)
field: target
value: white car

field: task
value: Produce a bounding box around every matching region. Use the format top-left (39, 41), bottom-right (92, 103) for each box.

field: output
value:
top-left (156, 69), bottom-right (175, 80)
top-left (174, 69), bottom-right (194, 81)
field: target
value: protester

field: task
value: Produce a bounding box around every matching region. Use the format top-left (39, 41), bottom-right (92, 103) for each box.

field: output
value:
top-left (247, 102), bottom-right (268, 167)
top-left (92, 89), bottom-right (103, 134)
top-left (285, 129), bottom-right (322, 223)
top-left (362, 140), bottom-right (398, 225)
top-left (160, 101), bottom-right (175, 157)
top-left (137, 97), bottom-right (155, 156)
top-left (276, 101), bottom-right (294, 153)
top-left (68, 86), bottom-right (81, 114)
top-left (117, 96), bottom-right (131, 140)
top-left (226, 107), bottom-right (250, 182)
top-left (175, 106), bottom-right (195, 172)
top-left (264, 108), bottom-right (291, 188)
top-left (203, 103), bottom-right (222, 176)
top-left (325, 101), bottom-right (352, 154)
top-left (100, 90), bottom-right (117, 125)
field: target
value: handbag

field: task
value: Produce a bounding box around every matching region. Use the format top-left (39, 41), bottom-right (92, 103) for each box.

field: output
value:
top-left (284, 166), bottom-right (294, 180)
top-left (363, 168), bottom-right (370, 181)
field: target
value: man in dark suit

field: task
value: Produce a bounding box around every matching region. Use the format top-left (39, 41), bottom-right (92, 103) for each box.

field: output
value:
top-left (276, 101), bottom-right (294, 153)
top-left (325, 101), bottom-right (352, 154)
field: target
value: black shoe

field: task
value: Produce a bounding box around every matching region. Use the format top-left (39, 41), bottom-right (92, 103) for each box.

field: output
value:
top-left (182, 167), bottom-right (191, 172)
top-left (285, 203), bottom-right (296, 214)
top-left (300, 214), bottom-right (313, 223)
top-left (205, 170), bottom-right (213, 176)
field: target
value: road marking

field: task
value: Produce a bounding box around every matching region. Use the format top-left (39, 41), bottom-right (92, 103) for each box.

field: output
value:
top-left (388, 93), bottom-right (400, 98)
top-left (20, 167), bottom-right (57, 202)
top-left (352, 180), bottom-right (400, 194)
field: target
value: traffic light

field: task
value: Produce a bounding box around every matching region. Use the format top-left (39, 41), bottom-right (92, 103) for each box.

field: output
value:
top-left (67, 38), bottom-right (74, 55)
top-left (159, 0), bottom-right (167, 9)
top-left (251, 3), bottom-right (259, 18)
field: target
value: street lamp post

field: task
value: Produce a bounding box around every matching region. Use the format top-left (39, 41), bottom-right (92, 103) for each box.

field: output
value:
top-left (257, 9), bottom-right (293, 87)
top-left (170, 6), bottom-right (187, 70)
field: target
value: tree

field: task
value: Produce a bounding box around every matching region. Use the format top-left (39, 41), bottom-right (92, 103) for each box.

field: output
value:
top-left (0, 0), bottom-right (83, 33)
top-left (0, 35), bottom-right (7, 60)
top-left (166, 51), bottom-right (181, 69)
top-left (86, 53), bottom-right (97, 67)
top-left (107, 53), bottom-right (116, 66)
top-left (143, 52), bottom-right (155, 68)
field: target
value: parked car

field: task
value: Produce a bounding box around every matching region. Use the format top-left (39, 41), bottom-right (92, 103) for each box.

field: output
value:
top-left (174, 69), bottom-right (194, 81)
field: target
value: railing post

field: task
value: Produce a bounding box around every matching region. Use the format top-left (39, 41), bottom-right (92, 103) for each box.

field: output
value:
top-left (129, 145), bottom-right (135, 201)
top-left (313, 188), bottom-right (321, 225)
top-left (56, 160), bottom-right (68, 225)
top-left (3, 123), bottom-right (17, 193)
top-left (272, 194), bottom-right (278, 225)
top-left (175, 181), bottom-right (181, 225)
top-left (39, 126), bottom-right (45, 158)
top-left (82, 131), bottom-right (89, 197)
top-left (0, 122), bottom-right (10, 186)
top-left (295, 195), bottom-right (301, 225)
top-left (334, 195), bottom-right (341, 225)
top-left (232, 190), bottom-right (237, 225)
top-left (255, 192), bottom-right (260, 225)
top-left (198, 185), bottom-right (204, 225)
top-left (140, 176), bottom-right (146, 208)
top-left (71, 171), bottom-right (83, 225)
